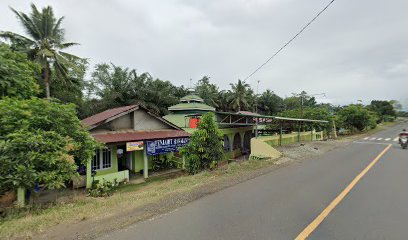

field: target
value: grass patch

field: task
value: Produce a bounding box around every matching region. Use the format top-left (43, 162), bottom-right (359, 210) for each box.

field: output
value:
top-left (0, 158), bottom-right (277, 239)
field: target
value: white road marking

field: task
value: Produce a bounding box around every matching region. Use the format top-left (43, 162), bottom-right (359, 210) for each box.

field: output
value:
top-left (393, 138), bottom-right (399, 142)
top-left (385, 138), bottom-right (391, 141)
top-left (354, 141), bottom-right (390, 145)
top-left (363, 137), bottom-right (369, 140)
top-left (377, 138), bottom-right (383, 141)
top-left (370, 138), bottom-right (377, 141)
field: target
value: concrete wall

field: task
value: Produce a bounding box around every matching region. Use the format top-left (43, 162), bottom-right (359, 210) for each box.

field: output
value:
top-left (90, 109), bottom-right (174, 134)
top-left (86, 145), bottom-right (126, 188)
top-left (133, 110), bottom-right (173, 130)
top-left (260, 131), bottom-right (324, 147)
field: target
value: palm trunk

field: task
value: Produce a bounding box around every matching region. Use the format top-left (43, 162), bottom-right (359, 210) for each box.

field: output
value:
top-left (44, 65), bottom-right (50, 99)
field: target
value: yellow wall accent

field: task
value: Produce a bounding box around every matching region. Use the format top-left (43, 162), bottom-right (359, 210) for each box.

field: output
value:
top-left (250, 138), bottom-right (282, 159)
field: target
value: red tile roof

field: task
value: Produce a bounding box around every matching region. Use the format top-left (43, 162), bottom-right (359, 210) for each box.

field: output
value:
top-left (82, 105), bottom-right (137, 127)
top-left (92, 130), bottom-right (191, 143)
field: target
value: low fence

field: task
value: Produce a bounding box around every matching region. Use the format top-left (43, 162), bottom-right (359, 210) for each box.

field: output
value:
top-left (260, 131), bottom-right (324, 147)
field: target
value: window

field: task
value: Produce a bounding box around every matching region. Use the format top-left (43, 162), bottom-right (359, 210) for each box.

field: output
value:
top-left (92, 148), bottom-right (112, 171)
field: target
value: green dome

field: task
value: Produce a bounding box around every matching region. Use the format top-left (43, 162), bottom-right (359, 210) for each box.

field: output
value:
top-left (180, 94), bottom-right (204, 103)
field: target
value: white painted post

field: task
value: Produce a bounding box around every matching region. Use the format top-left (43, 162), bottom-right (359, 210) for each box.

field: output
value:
top-left (16, 187), bottom-right (25, 207)
top-left (143, 144), bottom-right (148, 179)
top-left (182, 155), bottom-right (186, 170)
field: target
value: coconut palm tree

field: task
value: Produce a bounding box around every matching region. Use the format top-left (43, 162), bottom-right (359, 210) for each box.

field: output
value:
top-left (229, 79), bottom-right (251, 111)
top-left (0, 4), bottom-right (82, 98)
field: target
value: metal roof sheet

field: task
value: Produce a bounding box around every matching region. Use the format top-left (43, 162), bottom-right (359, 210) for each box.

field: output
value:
top-left (82, 105), bottom-right (137, 127)
top-left (92, 130), bottom-right (190, 144)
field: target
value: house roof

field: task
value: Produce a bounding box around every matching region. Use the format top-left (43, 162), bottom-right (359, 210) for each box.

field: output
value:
top-left (236, 111), bottom-right (261, 116)
top-left (91, 130), bottom-right (190, 144)
top-left (180, 94), bottom-right (204, 103)
top-left (82, 105), bottom-right (138, 128)
top-left (168, 102), bottom-right (215, 112)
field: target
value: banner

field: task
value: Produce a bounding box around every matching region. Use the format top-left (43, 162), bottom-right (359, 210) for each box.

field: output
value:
top-left (145, 137), bottom-right (189, 156)
top-left (126, 141), bottom-right (144, 151)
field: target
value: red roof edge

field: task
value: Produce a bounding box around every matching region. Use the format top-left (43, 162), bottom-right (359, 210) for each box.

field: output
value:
top-left (81, 105), bottom-right (138, 128)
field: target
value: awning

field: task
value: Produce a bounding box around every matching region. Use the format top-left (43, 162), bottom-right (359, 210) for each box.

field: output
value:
top-left (92, 130), bottom-right (190, 144)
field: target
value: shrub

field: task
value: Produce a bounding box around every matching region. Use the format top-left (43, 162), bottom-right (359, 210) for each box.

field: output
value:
top-left (181, 112), bottom-right (224, 174)
top-left (87, 179), bottom-right (118, 198)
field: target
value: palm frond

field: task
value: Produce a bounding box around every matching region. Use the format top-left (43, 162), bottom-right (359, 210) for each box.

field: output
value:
top-left (0, 31), bottom-right (35, 45)
top-left (53, 17), bottom-right (65, 42)
top-left (10, 6), bottom-right (42, 40)
top-left (58, 42), bottom-right (79, 49)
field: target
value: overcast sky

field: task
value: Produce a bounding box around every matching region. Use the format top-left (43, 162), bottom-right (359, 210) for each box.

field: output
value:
top-left (1, 0), bottom-right (407, 108)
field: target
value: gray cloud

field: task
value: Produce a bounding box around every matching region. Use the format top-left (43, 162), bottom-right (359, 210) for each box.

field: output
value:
top-left (1, 0), bottom-right (407, 109)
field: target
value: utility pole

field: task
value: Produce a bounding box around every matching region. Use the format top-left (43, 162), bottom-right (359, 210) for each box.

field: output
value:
top-left (292, 91), bottom-right (326, 118)
top-left (292, 91), bottom-right (326, 133)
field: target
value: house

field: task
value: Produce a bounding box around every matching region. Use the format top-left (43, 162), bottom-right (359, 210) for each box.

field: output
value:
top-left (82, 105), bottom-right (190, 188)
top-left (163, 94), bottom-right (254, 159)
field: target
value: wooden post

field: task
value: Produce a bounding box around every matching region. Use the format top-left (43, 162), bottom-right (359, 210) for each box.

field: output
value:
top-left (255, 117), bottom-right (259, 138)
top-left (298, 122), bottom-right (301, 142)
top-left (279, 121), bottom-right (283, 146)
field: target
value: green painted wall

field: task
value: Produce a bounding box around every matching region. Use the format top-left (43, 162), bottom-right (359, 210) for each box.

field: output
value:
top-left (86, 146), bottom-right (119, 188)
top-left (260, 132), bottom-right (323, 147)
top-left (132, 149), bottom-right (144, 173)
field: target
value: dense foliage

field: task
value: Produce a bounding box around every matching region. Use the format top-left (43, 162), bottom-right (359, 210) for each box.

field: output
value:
top-left (279, 107), bottom-right (334, 131)
top-left (397, 111), bottom-right (408, 117)
top-left (0, 98), bottom-right (98, 194)
top-left (0, 130), bottom-right (77, 193)
top-left (0, 44), bottom-right (40, 99)
top-left (336, 105), bottom-right (378, 132)
top-left (367, 100), bottom-right (396, 122)
top-left (181, 113), bottom-right (225, 174)
top-left (81, 63), bottom-right (188, 117)
top-left (0, 4), bottom-right (83, 98)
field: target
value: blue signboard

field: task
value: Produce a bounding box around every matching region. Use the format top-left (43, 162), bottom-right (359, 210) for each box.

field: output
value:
top-left (145, 137), bottom-right (190, 156)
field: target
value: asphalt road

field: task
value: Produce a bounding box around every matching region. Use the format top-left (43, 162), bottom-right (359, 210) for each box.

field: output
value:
top-left (99, 123), bottom-right (408, 240)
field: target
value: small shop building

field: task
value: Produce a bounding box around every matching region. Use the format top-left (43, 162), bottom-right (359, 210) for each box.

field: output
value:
top-left (82, 105), bottom-right (190, 188)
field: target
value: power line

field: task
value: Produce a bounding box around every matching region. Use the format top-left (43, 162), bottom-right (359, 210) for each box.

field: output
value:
top-left (243, 0), bottom-right (337, 82)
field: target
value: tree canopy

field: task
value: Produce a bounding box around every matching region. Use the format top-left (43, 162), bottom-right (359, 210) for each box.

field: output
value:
top-left (0, 98), bottom-right (98, 194)
top-left (0, 43), bottom-right (40, 99)
top-left (0, 3), bottom-right (83, 98)
top-left (336, 105), bottom-right (378, 132)
top-left (229, 79), bottom-right (251, 111)
top-left (368, 100), bottom-right (396, 122)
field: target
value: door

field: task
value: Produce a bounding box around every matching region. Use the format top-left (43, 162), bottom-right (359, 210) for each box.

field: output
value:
top-left (125, 151), bottom-right (132, 171)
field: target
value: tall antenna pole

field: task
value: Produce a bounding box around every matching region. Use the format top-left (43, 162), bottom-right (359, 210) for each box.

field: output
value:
top-left (255, 80), bottom-right (260, 138)
top-left (256, 80), bottom-right (260, 113)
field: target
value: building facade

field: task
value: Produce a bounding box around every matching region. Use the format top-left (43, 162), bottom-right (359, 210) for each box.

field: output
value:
top-left (163, 94), bottom-right (254, 159)
top-left (82, 105), bottom-right (190, 188)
